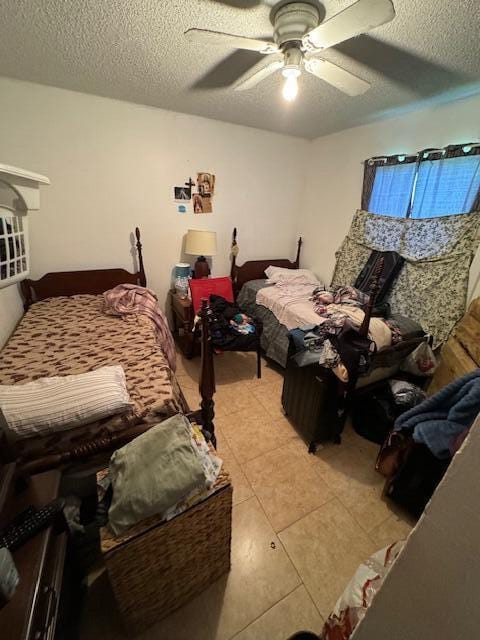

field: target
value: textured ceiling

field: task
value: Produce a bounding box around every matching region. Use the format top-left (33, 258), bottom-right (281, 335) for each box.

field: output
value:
top-left (0, 0), bottom-right (479, 138)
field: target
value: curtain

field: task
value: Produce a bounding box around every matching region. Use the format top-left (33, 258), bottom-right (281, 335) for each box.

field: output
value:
top-left (361, 155), bottom-right (417, 214)
top-left (368, 163), bottom-right (417, 217)
top-left (412, 150), bottom-right (480, 218)
top-left (362, 144), bottom-right (480, 217)
top-left (361, 161), bottom-right (376, 211)
top-left (331, 209), bottom-right (480, 347)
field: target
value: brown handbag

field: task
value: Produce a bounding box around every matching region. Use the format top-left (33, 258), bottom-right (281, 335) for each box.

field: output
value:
top-left (376, 429), bottom-right (414, 478)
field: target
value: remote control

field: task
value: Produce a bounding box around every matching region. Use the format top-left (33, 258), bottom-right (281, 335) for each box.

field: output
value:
top-left (0, 498), bottom-right (65, 552)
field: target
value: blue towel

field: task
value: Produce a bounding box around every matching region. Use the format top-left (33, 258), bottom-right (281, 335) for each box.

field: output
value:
top-left (394, 368), bottom-right (480, 458)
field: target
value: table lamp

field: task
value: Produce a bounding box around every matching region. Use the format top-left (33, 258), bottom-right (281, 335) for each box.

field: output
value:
top-left (185, 229), bottom-right (217, 278)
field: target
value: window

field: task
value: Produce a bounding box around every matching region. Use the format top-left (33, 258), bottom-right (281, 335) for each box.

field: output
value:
top-left (0, 213), bottom-right (29, 286)
top-left (367, 147), bottom-right (480, 219)
top-left (411, 155), bottom-right (480, 218)
top-left (368, 163), bottom-right (417, 217)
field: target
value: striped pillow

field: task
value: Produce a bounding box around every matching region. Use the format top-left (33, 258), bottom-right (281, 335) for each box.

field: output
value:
top-left (0, 365), bottom-right (132, 439)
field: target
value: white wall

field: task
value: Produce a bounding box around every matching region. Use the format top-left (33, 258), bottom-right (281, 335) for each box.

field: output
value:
top-left (0, 77), bottom-right (308, 344)
top-left (1, 77), bottom-right (479, 352)
top-left (299, 94), bottom-right (480, 299)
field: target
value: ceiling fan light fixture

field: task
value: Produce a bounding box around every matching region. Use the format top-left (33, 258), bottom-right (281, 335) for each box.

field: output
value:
top-left (282, 67), bottom-right (300, 102)
top-left (185, 0), bottom-right (396, 99)
top-left (282, 66), bottom-right (301, 79)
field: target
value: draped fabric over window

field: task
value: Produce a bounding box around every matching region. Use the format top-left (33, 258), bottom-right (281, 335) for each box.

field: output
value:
top-left (362, 144), bottom-right (480, 219)
top-left (332, 209), bottom-right (480, 347)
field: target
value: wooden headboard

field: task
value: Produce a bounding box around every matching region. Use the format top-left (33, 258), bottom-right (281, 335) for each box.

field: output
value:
top-left (230, 227), bottom-right (303, 296)
top-left (20, 227), bottom-right (146, 310)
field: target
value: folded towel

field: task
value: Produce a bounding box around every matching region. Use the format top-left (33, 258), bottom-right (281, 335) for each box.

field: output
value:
top-left (108, 413), bottom-right (207, 535)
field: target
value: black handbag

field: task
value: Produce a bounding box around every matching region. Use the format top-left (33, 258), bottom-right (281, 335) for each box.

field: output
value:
top-left (331, 322), bottom-right (377, 379)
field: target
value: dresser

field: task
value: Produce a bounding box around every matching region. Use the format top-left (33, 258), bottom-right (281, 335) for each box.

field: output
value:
top-left (0, 465), bottom-right (67, 640)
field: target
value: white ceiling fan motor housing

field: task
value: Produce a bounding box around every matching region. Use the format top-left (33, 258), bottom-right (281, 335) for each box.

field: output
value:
top-left (283, 45), bottom-right (303, 73)
top-left (273, 2), bottom-right (320, 47)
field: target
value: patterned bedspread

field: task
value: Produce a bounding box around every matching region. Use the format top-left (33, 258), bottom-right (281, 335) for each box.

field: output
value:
top-left (0, 294), bottom-right (183, 460)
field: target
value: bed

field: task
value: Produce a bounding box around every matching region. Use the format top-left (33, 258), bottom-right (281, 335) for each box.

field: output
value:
top-left (0, 229), bottom-right (216, 473)
top-left (231, 228), bottom-right (425, 378)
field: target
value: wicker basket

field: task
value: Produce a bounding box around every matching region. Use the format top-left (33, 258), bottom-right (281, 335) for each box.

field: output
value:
top-left (99, 467), bottom-right (232, 635)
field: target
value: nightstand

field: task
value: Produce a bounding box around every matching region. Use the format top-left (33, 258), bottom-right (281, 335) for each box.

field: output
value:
top-left (170, 291), bottom-right (195, 358)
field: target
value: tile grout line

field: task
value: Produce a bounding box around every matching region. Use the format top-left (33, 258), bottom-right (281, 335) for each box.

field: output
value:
top-left (227, 583), bottom-right (306, 640)
top-left (273, 495), bottom-right (338, 539)
top-left (221, 425), bottom-right (297, 468)
top-left (275, 499), bottom-right (337, 625)
top-left (252, 494), bottom-right (304, 588)
top-left (334, 491), bottom-right (393, 540)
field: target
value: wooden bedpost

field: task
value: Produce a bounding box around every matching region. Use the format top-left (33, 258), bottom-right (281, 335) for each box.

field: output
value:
top-left (294, 236), bottom-right (303, 268)
top-left (359, 257), bottom-right (384, 337)
top-left (135, 227), bottom-right (147, 287)
top-left (230, 227), bottom-right (239, 298)
top-left (198, 297), bottom-right (216, 446)
top-left (333, 257), bottom-right (385, 444)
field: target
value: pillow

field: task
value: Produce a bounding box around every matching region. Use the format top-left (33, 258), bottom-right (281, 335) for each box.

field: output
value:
top-left (0, 365), bottom-right (132, 439)
top-left (108, 414), bottom-right (207, 535)
top-left (264, 266), bottom-right (320, 285)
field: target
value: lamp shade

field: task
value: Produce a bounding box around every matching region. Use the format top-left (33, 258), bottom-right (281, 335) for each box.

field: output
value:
top-left (185, 229), bottom-right (217, 256)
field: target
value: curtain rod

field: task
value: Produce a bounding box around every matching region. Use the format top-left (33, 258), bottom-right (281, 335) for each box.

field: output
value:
top-left (365, 142), bottom-right (480, 165)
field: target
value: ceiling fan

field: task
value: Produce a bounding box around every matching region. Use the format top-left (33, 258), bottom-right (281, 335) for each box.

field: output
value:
top-left (185, 0), bottom-right (395, 101)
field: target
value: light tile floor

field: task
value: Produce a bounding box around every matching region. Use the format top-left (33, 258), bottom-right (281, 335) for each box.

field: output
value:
top-left (80, 350), bottom-right (415, 640)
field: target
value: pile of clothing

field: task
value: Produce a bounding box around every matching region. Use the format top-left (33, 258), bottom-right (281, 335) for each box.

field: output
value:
top-left (97, 414), bottom-right (223, 535)
top-left (393, 368), bottom-right (480, 459)
top-left (208, 294), bottom-right (261, 351)
top-left (289, 285), bottom-right (388, 380)
top-left (310, 284), bottom-right (369, 315)
top-left (377, 369), bottom-right (480, 517)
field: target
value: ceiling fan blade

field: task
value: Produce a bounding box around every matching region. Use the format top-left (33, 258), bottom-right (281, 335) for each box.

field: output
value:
top-left (304, 58), bottom-right (371, 96)
top-left (303, 0), bottom-right (395, 51)
top-left (184, 28), bottom-right (279, 54)
top-left (213, 0), bottom-right (276, 7)
top-left (234, 56), bottom-right (284, 91)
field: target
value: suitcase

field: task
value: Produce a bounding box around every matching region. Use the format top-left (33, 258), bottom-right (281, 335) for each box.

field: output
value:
top-left (282, 360), bottom-right (342, 453)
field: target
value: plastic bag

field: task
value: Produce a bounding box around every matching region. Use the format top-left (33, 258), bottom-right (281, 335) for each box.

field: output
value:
top-left (323, 541), bottom-right (405, 640)
top-left (400, 341), bottom-right (438, 377)
top-left (389, 379), bottom-right (427, 411)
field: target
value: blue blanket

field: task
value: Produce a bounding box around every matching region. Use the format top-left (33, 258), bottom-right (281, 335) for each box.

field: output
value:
top-left (394, 368), bottom-right (480, 458)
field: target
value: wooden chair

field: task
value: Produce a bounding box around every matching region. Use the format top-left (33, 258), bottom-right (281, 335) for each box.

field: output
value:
top-left (189, 277), bottom-right (262, 378)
